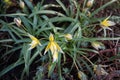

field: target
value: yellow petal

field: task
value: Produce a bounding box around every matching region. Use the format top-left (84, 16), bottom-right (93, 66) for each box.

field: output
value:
top-left (54, 42), bottom-right (63, 53)
top-left (45, 41), bottom-right (57, 55)
top-left (52, 51), bottom-right (58, 62)
top-left (29, 41), bottom-right (38, 50)
top-left (101, 16), bottom-right (109, 27)
top-left (28, 34), bottom-right (38, 41)
top-left (54, 42), bottom-right (60, 51)
top-left (49, 33), bottom-right (54, 41)
top-left (104, 16), bottom-right (110, 21)
top-left (50, 42), bottom-right (57, 54)
top-left (29, 34), bottom-right (41, 45)
top-left (44, 42), bottom-right (51, 55)
top-left (101, 21), bottom-right (109, 27)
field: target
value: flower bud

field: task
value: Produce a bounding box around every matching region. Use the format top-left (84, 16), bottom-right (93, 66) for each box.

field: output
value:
top-left (87, 0), bottom-right (94, 8)
top-left (78, 71), bottom-right (87, 80)
top-left (19, 0), bottom-right (25, 9)
top-left (91, 41), bottom-right (105, 50)
top-left (64, 34), bottom-right (72, 41)
top-left (14, 18), bottom-right (21, 27)
top-left (93, 65), bottom-right (108, 76)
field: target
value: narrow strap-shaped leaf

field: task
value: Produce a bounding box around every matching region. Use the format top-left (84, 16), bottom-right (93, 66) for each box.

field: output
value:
top-left (0, 59), bottom-right (24, 77)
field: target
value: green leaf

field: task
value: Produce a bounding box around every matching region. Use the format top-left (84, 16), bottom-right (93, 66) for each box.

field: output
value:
top-left (80, 58), bottom-right (94, 77)
top-left (74, 37), bottom-right (120, 41)
top-left (0, 39), bottom-right (13, 43)
top-left (1, 46), bottom-right (22, 58)
top-left (22, 44), bottom-right (31, 76)
top-left (48, 62), bottom-right (56, 77)
top-left (91, 0), bottom-right (117, 17)
top-left (0, 13), bottom-right (27, 17)
top-left (19, 16), bottom-right (32, 32)
top-left (24, 0), bottom-right (33, 10)
top-left (29, 10), bottom-right (65, 18)
top-left (0, 59), bottom-right (24, 77)
top-left (56, 0), bottom-right (69, 16)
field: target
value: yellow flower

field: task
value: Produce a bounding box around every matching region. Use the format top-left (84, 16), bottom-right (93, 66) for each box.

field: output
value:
top-left (64, 34), bottom-right (72, 41)
top-left (28, 33), bottom-right (42, 50)
top-left (87, 0), bottom-right (94, 8)
top-left (44, 33), bottom-right (63, 62)
top-left (100, 16), bottom-right (115, 30)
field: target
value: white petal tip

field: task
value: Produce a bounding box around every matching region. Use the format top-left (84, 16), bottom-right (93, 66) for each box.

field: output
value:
top-left (108, 21), bottom-right (116, 26)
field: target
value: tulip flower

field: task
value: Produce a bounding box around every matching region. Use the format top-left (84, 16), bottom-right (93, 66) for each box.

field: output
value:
top-left (100, 16), bottom-right (116, 37)
top-left (44, 33), bottom-right (63, 62)
top-left (100, 16), bottom-right (115, 30)
top-left (28, 33), bottom-right (42, 50)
